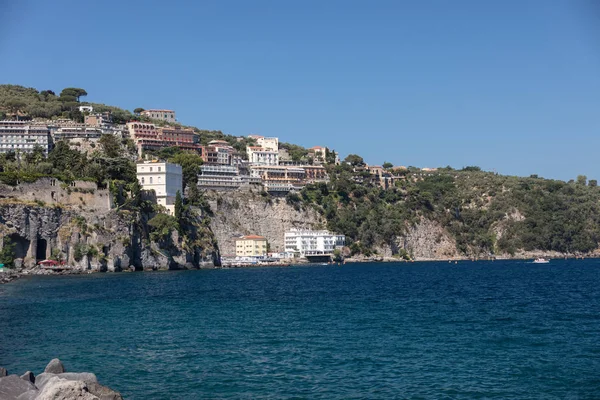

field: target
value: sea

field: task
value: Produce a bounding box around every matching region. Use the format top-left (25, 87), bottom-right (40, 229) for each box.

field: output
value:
top-left (1, 260), bottom-right (599, 399)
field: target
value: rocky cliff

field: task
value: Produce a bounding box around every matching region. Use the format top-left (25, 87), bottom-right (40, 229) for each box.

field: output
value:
top-left (0, 179), bottom-right (218, 272)
top-left (206, 190), bottom-right (323, 256)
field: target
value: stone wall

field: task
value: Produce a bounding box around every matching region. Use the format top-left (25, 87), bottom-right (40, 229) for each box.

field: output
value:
top-left (0, 178), bottom-right (111, 210)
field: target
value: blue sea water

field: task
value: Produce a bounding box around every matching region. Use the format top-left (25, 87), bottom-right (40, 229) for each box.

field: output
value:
top-left (1, 260), bottom-right (600, 399)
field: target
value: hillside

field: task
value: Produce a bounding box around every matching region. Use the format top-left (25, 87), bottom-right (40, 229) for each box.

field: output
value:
top-left (2, 83), bottom-right (600, 261)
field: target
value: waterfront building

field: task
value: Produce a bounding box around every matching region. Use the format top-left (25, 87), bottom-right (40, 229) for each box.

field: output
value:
top-left (247, 146), bottom-right (279, 165)
top-left (136, 161), bottom-right (183, 215)
top-left (141, 109), bottom-right (176, 123)
top-left (235, 235), bottom-right (268, 257)
top-left (248, 135), bottom-right (278, 152)
top-left (0, 121), bottom-right (51, 155)
top-left (127, 122), bottom-right (201, 156)
top-left (284, 229), bottom-right (345, 257)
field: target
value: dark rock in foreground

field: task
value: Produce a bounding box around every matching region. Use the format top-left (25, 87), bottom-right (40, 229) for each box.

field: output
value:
top-left (0, 359), bottom-right (123, 400)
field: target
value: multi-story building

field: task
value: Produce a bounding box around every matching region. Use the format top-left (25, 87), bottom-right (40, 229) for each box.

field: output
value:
top-left (248, 135), bottom-right (278, 152)
top-left (303, 165), bottom-right (328, 182)
top-left (247, 146), bottom-right (279, 165)
top-left (0, 121), bottom-right (51, 155)
top-left (202, 140), bottom-right (235, 165)
top-left (309, 146), bottom-right (327, 162)
top-left (198, 164), bottom-right (241, 189)
top-left (54, 127), bottom-right (103, 140)
top-left (127, 122), bottom-right (201, 156)
top-left (141, 109), bottom-right (176, 123)
top-left (284, 229), bottom-right (345, 257)
top-left (136, 161), bottom-right (183, 215)
top-left (251, 165), bottom-right (305, 191)
top-left (235, 235), bottom-right (268, 257)
top-left (84, 112), bottom-right (112, 127)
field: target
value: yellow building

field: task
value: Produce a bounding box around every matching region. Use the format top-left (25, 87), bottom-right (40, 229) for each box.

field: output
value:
top-left (235, 235), bottom-right (268, 257)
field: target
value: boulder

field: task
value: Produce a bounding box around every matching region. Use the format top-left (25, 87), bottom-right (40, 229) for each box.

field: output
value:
top-left (16, 389), bottom-right (39, 400)
top-left (0, 367), bottom-right (7, 377)
top-left (44, 358), bottom-right (65, 374)
top-left (19, 371), bottom-right (35, 383)
top-left (0, 374), bottom-right (37, 400)
top-left (35, 377), bottom-right (99, 400)
top-left (87, 382), bottom-right (123, 400)
top-left (36, 372), bottom-right (98, 390)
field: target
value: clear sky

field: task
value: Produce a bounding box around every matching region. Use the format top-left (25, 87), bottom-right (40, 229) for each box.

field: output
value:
top-left (1, 0), bottom-right (599, 181)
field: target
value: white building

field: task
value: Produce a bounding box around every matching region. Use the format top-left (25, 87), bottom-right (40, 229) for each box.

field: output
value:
top-left (136, 161), bottom-right (182, 215)
top-left (247, 146), bottom-right (279, 165)
top-left (248, 135), bottom-right (279, 152)
top-left (0, 121), bottom-right (51, 155)
top-left (79, 105), bottom-right (93, 113)
top-left (284, 229), bottom-right (345, 257)
top-left (141, 109), bottom-right (176, 123)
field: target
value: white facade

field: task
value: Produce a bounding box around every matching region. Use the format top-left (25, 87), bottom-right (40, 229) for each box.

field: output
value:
top-left (79, 106), bottom-right (93, 113)
top-left (247, 146), bottom-right (279, 165)
top-left (0, 121), bottom-right (50, 155)
top-left (249, 135), bottom-right (279, 152)
top-left (136, 161), bottom-right (182, 215)
top-left (284, 229), bottom-right (345, 256)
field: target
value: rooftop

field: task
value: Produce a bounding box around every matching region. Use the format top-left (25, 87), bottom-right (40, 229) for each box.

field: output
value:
top-left (238, 235), bottom-right (266, 240)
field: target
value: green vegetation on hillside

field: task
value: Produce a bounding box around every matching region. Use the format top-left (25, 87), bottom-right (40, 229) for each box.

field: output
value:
top-left (296, 166), bottom-right (600, 257)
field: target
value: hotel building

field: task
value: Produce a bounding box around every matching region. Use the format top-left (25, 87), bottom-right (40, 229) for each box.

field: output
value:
top-left (141, 109), bottom-right (176, 123)
top-left (136, 161), bottom-right (183, 215)
top-left (0, 121), bottom-right (51, 155)
top-left (284, 229), bottom-right (345, 257)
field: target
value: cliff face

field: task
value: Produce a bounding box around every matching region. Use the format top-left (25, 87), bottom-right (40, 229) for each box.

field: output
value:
top-left (206, 190), bottom-right (323, 256)
top-left (0, 180), bottom-right (218, 271)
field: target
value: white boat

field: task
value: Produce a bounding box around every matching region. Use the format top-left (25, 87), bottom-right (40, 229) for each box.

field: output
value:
top-left (532, 258), bottom-right (550, 264)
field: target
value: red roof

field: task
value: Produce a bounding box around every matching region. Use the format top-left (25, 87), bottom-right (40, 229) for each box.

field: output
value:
top-left (238, 235), bottom-right (266, 240)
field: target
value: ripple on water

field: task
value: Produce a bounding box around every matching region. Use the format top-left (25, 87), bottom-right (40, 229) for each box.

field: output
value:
top-left (1, 261), bottom-right (600, 399)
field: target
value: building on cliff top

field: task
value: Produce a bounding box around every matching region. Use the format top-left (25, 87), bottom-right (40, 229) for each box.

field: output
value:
top-left (0, 120), bottom-right (51, 155)
top-left (248, 135), bottom-right (278, 152)
top-left (235, 235), bottom-right (268, 258)
top-left (141, 109), bottom-right (176, 122)
top-left (136, 160), bottom-right (182, 215)
top-left (127, 122), bottom-right (201, 157)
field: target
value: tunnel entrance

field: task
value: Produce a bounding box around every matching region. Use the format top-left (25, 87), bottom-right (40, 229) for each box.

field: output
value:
top-left (36, 238), bottom-right (47, 260)
top-left (7, 234), bottom-right (30, 259)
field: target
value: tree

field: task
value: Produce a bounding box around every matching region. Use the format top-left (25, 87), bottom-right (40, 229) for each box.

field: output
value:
top-left (5, 98), bottom-right (27, 120)
top-left (170, 151), bottom-right (203, 191)
top-left (344, 154), bottom-right (365, 167)
top-left (175, 190), bottom-right (183, 223)
top-left (0, 237), bottom-right (16, 268)
top-left (60, 88), bottom-right (87, 102)
top-left (576, 175), bottom-right (587, 186)
top-left (589, 180), bottom-right (598, 187)
top-left (133, 108), bottom-right (145, 115)
top-left (99, 134), bottom-right (121, 158)
top-left (148, 213), bottom-right (178, 243)
top-left (383, 162), bottom-right (393, 169)
top-left (24, 145), bottom-right (46, 164)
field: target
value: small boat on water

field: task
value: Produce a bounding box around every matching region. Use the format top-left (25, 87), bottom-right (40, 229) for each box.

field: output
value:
top-left (532, 258), bottom-right (550, 264)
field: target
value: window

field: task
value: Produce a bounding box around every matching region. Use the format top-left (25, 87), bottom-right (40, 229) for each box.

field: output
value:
top-left (158, 167), bottom-right (161, 172)
top-left (141, 177), bottom-right (144, 184)
top-left (150, 167), bottom-right (153, 172)
top-left (149, 177), bottom-right (153, 184)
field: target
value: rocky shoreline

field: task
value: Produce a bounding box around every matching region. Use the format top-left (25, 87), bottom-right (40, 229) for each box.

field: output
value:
top-left (0, 358), bottom-right (122, 400)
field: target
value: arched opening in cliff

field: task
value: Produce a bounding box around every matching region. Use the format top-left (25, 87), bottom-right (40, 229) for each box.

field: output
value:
top-left (36, 238), bottom-right (47, 260)
top-left (7, 234), bottom-right (30, 259)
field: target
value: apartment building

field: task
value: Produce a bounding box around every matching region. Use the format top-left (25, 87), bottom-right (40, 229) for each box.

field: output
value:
top-left (284, 229), bottom-right (345, 256)
top-left (84, 112), bottom-right (112, 127)
top-left (251, 165), bottom-right (305, 191)
top-left (247, 146), bottom-right (279, 165)
top-left (136, 161), bottom-right (183, 215)
top-left (309, 146), bottom-right (327, 162)
top-left (54, 127), bottom-right (103, 140)
top-left (202, 140), bottom-right (234, 165)
top-left (127, 122), bottom-right (201, 155)
top-left (141, 109), bottom-right (176, 122)
top-left (303, 165), bottom-right (328, 182)
top-left (235, 235), bottom-right (268, 257)
top-left (248, 135), bottom-right (278, 152)
top-left (0, 121), bottom-right (51, 155)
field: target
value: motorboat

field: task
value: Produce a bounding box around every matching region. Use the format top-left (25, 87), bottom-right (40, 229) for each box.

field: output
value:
top-left (532, 258), bottom-right (550, 264)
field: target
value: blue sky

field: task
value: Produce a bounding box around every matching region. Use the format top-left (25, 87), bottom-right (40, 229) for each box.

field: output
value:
top-left (1, 0), bottom-right (599, 180)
